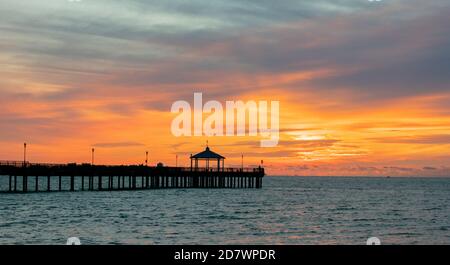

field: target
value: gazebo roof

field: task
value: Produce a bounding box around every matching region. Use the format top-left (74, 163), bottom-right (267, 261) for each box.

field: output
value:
top-left (191, 147), bottom-right (225, 159)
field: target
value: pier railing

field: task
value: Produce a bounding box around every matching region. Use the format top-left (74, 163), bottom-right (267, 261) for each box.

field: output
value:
top-left (0, 160), bottom-right (27, 167)
top-left (0, 161), bottom-right (263, 173)
top-left (0, 161), bottom-right (64, 167)
top-left (167, 166), bottom-right (263, 173)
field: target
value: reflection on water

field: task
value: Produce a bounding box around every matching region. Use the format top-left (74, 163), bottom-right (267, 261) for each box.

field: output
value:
top-left (0, 176), bottom-right (449, 244)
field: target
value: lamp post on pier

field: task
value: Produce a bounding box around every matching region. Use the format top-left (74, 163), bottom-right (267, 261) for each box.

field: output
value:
top-left (23, 142), bottom-right (27, 167)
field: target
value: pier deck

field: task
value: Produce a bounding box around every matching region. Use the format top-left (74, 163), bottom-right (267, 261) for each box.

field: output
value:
top-left (0, 161), bottom-right (265, 193)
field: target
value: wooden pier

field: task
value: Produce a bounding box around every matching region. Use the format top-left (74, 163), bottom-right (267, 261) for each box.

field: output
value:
top-left (0, 161), bottom-right (265, 193)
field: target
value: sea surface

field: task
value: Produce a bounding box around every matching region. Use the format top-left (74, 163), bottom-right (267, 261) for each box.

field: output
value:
top-left (0, 176), bottom-right (449, 245)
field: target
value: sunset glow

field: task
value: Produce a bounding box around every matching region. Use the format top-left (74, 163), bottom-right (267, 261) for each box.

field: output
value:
top-left (1, 0), bottom-right (449, 176)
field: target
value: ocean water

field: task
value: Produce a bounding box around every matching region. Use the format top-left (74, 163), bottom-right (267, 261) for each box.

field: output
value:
top-left (0, 176), bottom-right (449, 245)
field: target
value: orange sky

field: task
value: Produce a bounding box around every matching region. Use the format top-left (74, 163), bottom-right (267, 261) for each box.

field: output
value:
top-left (1, 0), bottom-right (449, 176)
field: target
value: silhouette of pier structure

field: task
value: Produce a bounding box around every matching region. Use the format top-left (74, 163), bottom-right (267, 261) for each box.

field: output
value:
top-left (0, 147), bottom-right (264, 193)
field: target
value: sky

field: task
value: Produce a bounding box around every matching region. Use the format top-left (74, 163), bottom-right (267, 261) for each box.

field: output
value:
top-left (0, 0), bottom-right (449, 176)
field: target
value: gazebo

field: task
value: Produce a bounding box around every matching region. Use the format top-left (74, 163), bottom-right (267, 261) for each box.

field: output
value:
top-left (190, 146), bottom-right (225, 171)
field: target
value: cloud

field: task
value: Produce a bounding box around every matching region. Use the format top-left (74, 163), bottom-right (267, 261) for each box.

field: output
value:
top-left (1, 0), bottom-right (450, 174)
top-left (92, 141), bottom-right (145, 148)
top-left (369, 135), bottom-right (450, 145)
top-left (223, 150), bottom-right (298, 158)
top-left (275, 164), bottom-right (450, 177)
top-left (1, 0), bottom-right (448, 117)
